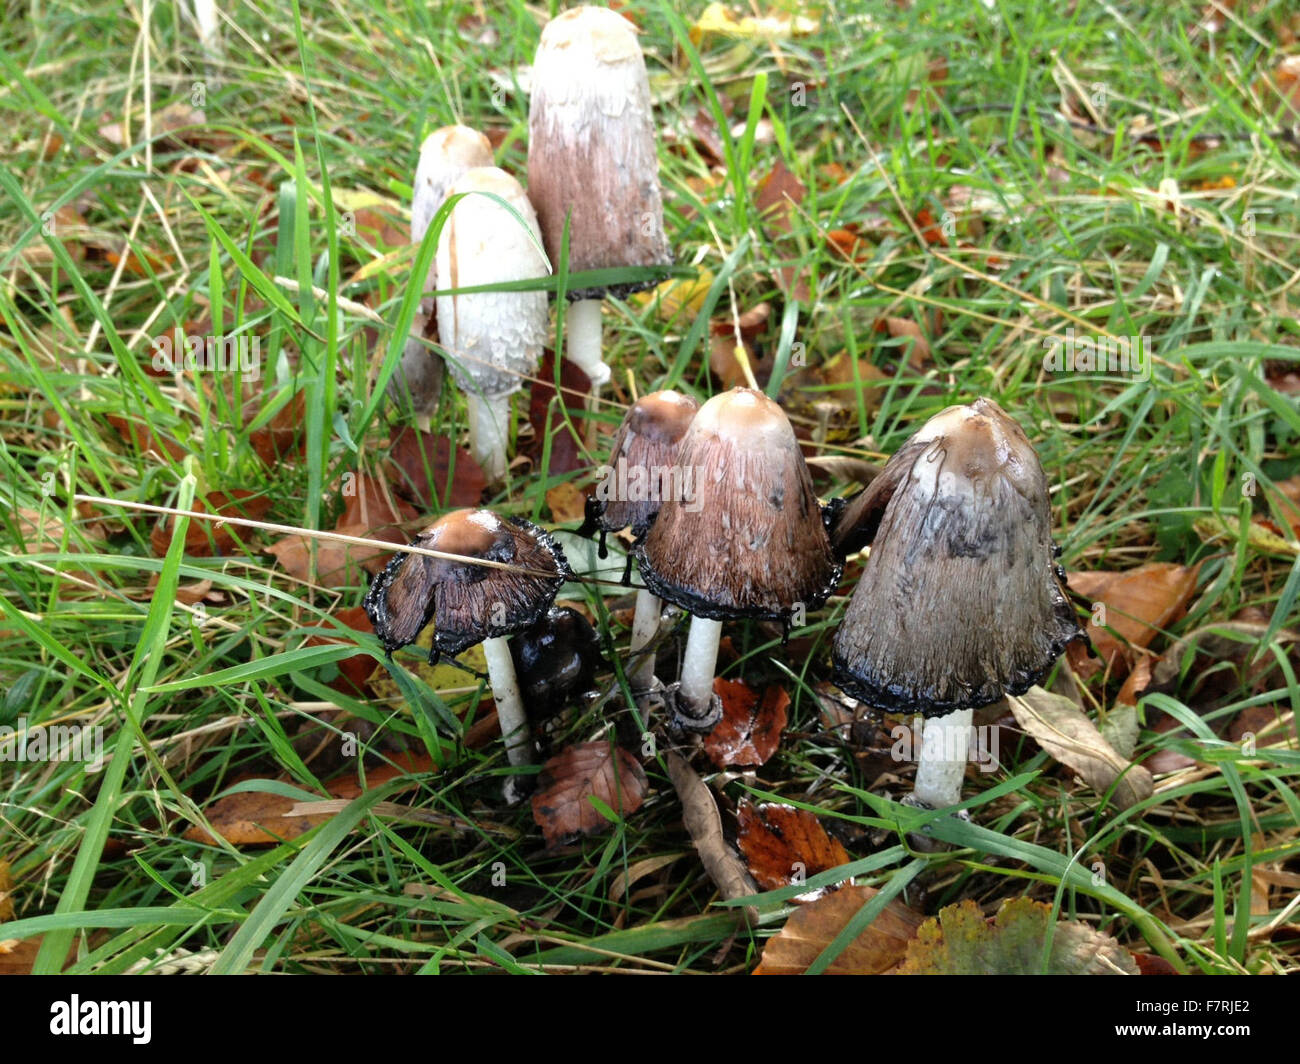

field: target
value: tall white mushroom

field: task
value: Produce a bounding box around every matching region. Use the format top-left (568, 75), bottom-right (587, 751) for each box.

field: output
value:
top-left (435, 166), bottom-right (549, 483)
top-left (388, 126), bottom-right (493, 430)
top-left (527, 5), bottom-right (670, 406)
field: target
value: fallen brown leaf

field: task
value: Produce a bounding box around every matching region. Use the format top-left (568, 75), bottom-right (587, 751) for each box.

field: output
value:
top-left (150, 489), bottom-right (270, 556)
top-left (184, 750), bottom-right (436, 846)
top-left (1067, 562), bottom-right (1200, 678)
top-left (532, 741), bottom-right (647, 847)
top-left (545, 481), bottom-right (589, 524)
top-left (753, 884), bottom-right (924, 974)
top-left (384, 427), bottom-right (487, 509)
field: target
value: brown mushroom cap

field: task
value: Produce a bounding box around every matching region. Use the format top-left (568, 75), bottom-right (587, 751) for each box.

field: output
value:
top-left (363, 508), bottom-right (571, 658)
top-left (636, 388), bottom-right (841, 621)
top-left (831, 398), bottom-right (1083, 716)
top-left (588, 389), bottom-right (700, 537)
top-left (526, 5), bottom-right (671, 300)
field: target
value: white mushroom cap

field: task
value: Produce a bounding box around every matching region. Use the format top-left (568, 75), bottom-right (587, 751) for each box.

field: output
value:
top-left (435, 166), bottom-right (549, 396)
top-left (527, 5), bottom-right (670, 297)
top-left (411, 125), bottom-right (494, 251)
top-left (388, 126), bottom-right (493, 419)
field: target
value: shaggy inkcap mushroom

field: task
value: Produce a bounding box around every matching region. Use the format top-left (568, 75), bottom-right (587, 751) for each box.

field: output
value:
top-left (830, 397), bottom-right (1083, 808)
top-left (637, 388), bottom-right (842, 727)
top-left (388, 126), bottom-right (494, 428)
top-left (363, 508), bottom-right (571, 798)
top-left (579, 389), bottom-right (699, 693)
top-left (527, 5), bottom-right (671, 390)
top-left (436, 166), bottom-right (549, 483)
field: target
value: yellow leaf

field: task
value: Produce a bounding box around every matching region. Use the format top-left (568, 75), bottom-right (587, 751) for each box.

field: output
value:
top-left (635, 269), bottom-right (714, 322)
top-left (691, 2), bottom-right (820, 44)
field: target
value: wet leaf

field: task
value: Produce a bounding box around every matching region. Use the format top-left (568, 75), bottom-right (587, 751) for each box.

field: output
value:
top-left (266, 523), bottom-right (402, 587)
top-left (755, 158), bottom-right (806, 237)
top-left (532, 741), bottom-right (648, 847)
top-left (703, 679), bottom-right (788, 767)
top-left (339, 472), bottom-right (418, 533)
top-left (247, 391), bottom-right (306, 466)
top-left (736, 800), bottom-right (850, 898)
top-left (1008, 686), bottom-right (1153, 809)
top-left (302, 605), bottom-right (377, 697)
top-left (753, 884), bottom-right (924, 975)
top-left (898, 897), bottom-right (1139, 975)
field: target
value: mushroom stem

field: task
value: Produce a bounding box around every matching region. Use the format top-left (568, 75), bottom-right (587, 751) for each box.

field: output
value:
top-left (465, 391), bottom-right (512, 484)
top-left (482, 635), bottom-right (534, 773)
top-left (565, 299), bottom-right (609, 434)
top-left (678, 616), bottom-right (723, 720)
top-left (912, 708), bottom-right (973, 809)
top-left (629, 589), bottom-right (662, 694)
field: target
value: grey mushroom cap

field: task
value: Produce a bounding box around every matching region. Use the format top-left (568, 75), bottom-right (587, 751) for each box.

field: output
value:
top-left (636, 388), bottom-right (841, 621)
top-left (363, 508), bottom-right (571, 659)
top-left (831, 397), bottom-right (1083, 717)
top-left (526, 5), bottom-right (671, 300)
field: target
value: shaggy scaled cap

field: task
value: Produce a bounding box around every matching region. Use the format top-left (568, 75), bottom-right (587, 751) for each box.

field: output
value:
top-left (636, 388), bottom-right (841, 621)
top-left (582, 389), bottom-right (700, 543)
top-left (363, 509), bottom-right (571, 659)
top-left (527, 5), bottom-right (671, 300)
top-left (436, 167), bottom-right (549, 397)
top-left (831, 397), bottom-right (1083, 716)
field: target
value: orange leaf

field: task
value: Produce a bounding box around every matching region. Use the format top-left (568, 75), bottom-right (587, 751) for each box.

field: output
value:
top-left (703, 679), bottom-right (788, 767)
top-left (736, 800), bottom-right (850, 897)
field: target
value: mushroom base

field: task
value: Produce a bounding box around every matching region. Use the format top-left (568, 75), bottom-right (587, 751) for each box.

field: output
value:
top-left (912, 707), bottom-right (973, 809)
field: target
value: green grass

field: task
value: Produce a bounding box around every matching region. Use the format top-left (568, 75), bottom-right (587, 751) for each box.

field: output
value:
top-left (1, 0), bottom-right (1298, 974)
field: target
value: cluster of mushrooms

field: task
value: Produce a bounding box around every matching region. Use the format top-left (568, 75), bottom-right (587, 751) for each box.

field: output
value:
top-left (388, 5), bottom-right (669, 483)
top-left (365, 389), bottom-right (1084, 811)
top-left (368, 8), bottom-right (1084, 815)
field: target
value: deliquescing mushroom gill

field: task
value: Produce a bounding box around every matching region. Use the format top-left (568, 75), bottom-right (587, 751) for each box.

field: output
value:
top-left (579, 389), bottom-right (700, 694)
top-left (435, 166), bottom-right (549, 485)
top-left (636, 388), bottom-right (842, 731)
top-left (363, 508), bottom-right (572, 800)
top-left (527, 5), bottom-right (671, 400)
top-left (388, 125), bottom-right (494, 430)
top-left (830, 397), bottom-right (1084, 810)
